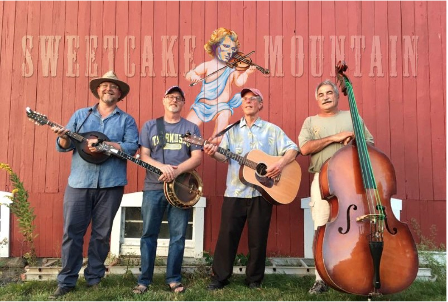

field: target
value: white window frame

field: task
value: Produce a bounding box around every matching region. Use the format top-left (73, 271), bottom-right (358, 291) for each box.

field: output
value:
top-left (111, 192), bottom-right (206, 258)
top-left (0, 191), bottom-right (12, 258)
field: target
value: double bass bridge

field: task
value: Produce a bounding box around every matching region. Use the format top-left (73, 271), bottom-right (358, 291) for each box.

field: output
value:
top-left (356, 212), bottom-right (398, 235)
top-left (356, 213), bottom-right (385, 223)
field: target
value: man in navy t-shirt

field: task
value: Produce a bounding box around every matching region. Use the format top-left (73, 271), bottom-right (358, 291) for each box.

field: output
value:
top-left (132, 86), bottom-right (202, 294)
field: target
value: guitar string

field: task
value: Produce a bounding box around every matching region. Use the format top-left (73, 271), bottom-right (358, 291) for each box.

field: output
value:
top-left (344, 77), bottom-right (385, 234)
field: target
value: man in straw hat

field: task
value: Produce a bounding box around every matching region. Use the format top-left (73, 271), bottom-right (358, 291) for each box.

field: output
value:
top-left (49, 71), bottom-right (139, 298)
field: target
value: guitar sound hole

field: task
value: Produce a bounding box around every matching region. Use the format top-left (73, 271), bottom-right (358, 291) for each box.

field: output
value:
top-left (256, 163), bottom-right (267, 177)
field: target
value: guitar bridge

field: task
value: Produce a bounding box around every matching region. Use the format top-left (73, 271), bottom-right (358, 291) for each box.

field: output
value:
top-left (274, 175), bottom-right (280, 184)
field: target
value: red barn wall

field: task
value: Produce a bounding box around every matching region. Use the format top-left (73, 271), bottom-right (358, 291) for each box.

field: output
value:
top-left (0, 1), bottom-right (445, 258)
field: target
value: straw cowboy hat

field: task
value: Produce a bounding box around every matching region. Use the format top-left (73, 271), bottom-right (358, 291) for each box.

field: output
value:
top-left (89, 71), bottom-right (130, 101)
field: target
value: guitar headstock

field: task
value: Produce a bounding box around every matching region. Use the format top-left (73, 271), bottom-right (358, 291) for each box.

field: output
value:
top-left (26, 107), bottom-right (48, 126)
top-left (181, 132), bottom-right (206, 147)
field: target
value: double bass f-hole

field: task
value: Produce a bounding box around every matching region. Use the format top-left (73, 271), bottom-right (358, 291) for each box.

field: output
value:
top-left (338, 204), bottom-right (357, 234)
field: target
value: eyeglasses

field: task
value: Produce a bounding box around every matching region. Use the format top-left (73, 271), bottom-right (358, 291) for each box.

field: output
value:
top-left (99, 83), bottom-right (119, 90)
top-left (165, 95), bottom-right (184, 102)
top-left (242, 96), bottom-right (260, 102)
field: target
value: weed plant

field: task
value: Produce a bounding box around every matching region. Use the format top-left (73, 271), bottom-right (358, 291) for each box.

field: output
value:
top-left (0, 163), bottom-right (37, 266)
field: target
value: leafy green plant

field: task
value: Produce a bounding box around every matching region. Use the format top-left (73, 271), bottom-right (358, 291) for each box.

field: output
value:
top-left (234, 253), bottom-right (249, 266)
top-left (0, 163), bottom-right (37, 266)
top-left (121, 252), bottom-right (140, 269)
top-left (233, 253), bottom-right (272, 266)
top-left (410, 218), bottom-right (446, 252)
top-left (410, 218), bottom-right (446, 282)
top-left (203, 251), bottom-right (213, 266)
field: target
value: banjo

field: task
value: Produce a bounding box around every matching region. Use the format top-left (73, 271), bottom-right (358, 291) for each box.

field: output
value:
top-left (95, 143), bottom-right (203, 209)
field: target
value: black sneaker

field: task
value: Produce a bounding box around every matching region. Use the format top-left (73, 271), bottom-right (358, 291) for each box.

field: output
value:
top-left (86, 278), bottom-right (101, 288)
top-left (207, 279), bottom-right (229, 291)
top-left (308, 280), bottom-right (329, 294)
top-left (248, 282), bottom-right (261, 289)
top-left (49, 286), bottom-right (74, 299)
top-left (87, 282), bottom-right (100, 289)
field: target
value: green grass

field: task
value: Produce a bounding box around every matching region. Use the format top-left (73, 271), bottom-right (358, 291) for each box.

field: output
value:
top-left (0, 269), bottom-right (445, 301)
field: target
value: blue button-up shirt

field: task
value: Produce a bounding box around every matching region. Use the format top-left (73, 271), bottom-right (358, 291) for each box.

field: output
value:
top-left (220, 117), bottom-right (299, 198)
top-left (56, 104), bottom-right (139, 188)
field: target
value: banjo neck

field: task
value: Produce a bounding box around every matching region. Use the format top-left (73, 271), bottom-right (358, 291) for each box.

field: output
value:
top-left (94, 143), bottom-right (203, 209)
top-left (110, 148), bottom-right (162, 177)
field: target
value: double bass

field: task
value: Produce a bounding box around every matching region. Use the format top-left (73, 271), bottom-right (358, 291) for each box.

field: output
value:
top-left (313, 62), bottom-right (418, 296)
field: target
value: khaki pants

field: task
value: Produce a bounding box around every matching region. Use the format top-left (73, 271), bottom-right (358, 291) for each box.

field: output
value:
top-left (310, 173), bottom-right (330, 230)
top-left (310, 173), bottom-right (330, 281)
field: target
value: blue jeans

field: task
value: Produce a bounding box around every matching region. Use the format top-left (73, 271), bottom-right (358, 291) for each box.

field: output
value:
top-left (57, 186), bottom-right (124, 288)
top-left (138, 190), bottom-right (191, 286)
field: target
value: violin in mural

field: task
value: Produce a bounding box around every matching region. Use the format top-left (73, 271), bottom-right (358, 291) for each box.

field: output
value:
top-left (313, 62), bottom-right (418, 296)
top-left (25, 107), bottom-right (110, 164)
top-left (189, 51), bottom-right (269, 87)
top-left (229, 51), bottom-right (270, 74)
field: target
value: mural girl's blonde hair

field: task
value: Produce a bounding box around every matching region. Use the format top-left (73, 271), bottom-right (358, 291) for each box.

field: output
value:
top-left (204, 27), bottom-right (240, 57)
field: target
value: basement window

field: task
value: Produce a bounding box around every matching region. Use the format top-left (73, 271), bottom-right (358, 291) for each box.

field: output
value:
top-left (110, 192), bottom-right (206, 258)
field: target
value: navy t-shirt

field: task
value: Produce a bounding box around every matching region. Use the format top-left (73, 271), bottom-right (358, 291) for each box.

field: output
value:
top-left (139, 117), bottom-right (202, 190)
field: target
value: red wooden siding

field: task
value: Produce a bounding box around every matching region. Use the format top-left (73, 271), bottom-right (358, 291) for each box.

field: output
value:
top-left (0, 1), bottom-right (445, 258)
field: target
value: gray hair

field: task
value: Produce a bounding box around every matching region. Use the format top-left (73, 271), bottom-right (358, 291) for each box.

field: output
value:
top-left (315, 80), bottom-right (339, 100)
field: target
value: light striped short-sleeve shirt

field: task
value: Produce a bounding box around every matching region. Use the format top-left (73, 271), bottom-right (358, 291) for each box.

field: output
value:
top-left (220, 117), bottom-right (299, 198)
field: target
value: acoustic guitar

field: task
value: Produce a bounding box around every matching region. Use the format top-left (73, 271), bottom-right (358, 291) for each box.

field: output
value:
top-left (26, 107), bottom-right (110, 164)
top-left (181, 133), bottom-right (301, 205)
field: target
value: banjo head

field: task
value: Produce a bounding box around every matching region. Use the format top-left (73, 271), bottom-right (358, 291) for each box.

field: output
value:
top-left (164, 170), bottom-right (203, 209)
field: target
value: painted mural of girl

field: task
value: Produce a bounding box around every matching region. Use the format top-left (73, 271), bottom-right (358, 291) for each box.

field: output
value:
top-left (185, 27), bottom-right (256, 143)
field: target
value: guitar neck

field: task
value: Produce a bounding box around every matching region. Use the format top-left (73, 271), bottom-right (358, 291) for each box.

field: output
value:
top-left (113, 149), bottom-right (162, 176)
top-left (216, 146), bottom-right (257, 170)
top-left (45, 120), bottom-right (85, 143)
